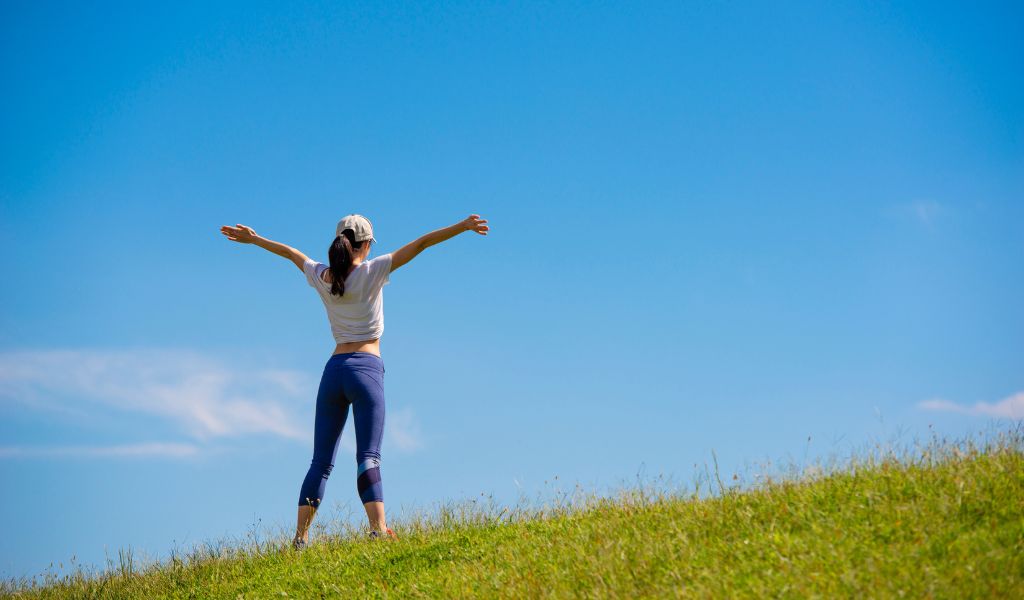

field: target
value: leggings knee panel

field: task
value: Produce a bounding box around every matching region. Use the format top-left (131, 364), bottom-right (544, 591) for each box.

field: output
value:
top-left (357, 458), bottom-right (383, 503)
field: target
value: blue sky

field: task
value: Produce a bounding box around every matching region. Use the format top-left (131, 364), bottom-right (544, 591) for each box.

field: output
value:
top-left (2, 0), bottom-right (1022, 582)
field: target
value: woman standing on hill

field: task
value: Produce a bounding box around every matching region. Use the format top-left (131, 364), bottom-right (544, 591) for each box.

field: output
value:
top-left (220, 213), bottom-right (489, 549)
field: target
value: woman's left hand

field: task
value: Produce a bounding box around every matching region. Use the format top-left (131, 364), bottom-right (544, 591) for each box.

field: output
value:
top-left (220, 224), bottom-right (258, 244)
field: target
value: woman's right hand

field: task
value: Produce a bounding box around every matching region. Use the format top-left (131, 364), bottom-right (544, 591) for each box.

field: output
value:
top-left (461, 214), bottom-right (489, 235)
top-left (220, 224), bottom-right (259, 244)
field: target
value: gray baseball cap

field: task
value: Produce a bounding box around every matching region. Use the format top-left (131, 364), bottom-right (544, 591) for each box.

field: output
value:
top-left (336, 214), bottom-right (377, 243)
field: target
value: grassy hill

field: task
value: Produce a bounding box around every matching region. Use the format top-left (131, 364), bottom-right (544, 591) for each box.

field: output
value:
top-left (5, 425), bottom-right (1023, 598)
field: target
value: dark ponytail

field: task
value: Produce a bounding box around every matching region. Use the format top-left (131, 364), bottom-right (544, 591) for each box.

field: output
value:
top-left (327, 229), bottom-right (366, 297)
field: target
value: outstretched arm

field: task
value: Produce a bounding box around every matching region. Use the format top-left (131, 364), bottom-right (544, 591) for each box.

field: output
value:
top-left (390, 214), bottom-right (489, 273)
top-left (219, 224), bottom-right (310, 273)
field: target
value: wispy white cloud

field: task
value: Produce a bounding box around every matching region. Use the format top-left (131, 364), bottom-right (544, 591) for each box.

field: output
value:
top-left (0, 347), bottom-right (425, 460)
top-left (0, 443), bottom-right (200, 459)
top-left (886, 200), bottom-right (945, 229)
top-left (918, 391), bottom-right (1024, 420)
top-left (910, 200), bottom-right (943, 227)
top-left (387, 407), bottom-right (424, 452)
top-left (0, 348), bottom-right (315, 451)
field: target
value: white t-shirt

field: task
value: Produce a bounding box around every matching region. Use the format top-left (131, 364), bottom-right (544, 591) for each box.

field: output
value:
top-left (303, 253), bottom-right (393, 343)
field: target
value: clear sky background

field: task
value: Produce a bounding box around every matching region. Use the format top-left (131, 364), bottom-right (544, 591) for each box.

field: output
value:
top-left (2, 0), bottom-right (1022, 582)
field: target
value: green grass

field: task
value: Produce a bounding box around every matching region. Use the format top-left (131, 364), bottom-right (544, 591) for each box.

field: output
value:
top-left (5, 424), bottom-right (1023, 598)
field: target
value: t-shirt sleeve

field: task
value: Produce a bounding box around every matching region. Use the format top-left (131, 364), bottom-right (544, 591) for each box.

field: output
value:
top-left (366, 253), bottom-right (393, 290)
top-left (303, 258), bottom-right (327, 289)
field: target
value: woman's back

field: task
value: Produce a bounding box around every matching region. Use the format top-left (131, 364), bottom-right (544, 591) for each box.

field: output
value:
top-left (303, 254), bottom-right (393, 344)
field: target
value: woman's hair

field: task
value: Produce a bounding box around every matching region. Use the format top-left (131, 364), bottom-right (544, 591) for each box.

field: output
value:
top-left (327, 228), bottom-right (367, 297)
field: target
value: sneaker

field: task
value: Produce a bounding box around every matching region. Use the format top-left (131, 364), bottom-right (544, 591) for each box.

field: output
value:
top-left (369, 527), bottom-right (398, 541)
top-left (292, 537), bottom-right (308, 551)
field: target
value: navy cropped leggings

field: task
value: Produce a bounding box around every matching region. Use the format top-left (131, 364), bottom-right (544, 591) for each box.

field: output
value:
top-left (298, 352), bottom-right (385, 508)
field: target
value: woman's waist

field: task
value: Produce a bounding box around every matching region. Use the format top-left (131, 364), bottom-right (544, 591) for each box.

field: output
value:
top-left (332, 338), bottom-right (380, 358)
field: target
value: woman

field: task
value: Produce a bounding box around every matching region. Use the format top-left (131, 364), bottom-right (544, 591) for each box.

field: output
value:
top-left (219, 213), bottom-right (489, 549)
